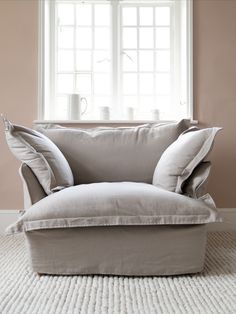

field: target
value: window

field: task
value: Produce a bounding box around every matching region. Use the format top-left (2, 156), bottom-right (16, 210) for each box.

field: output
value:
top-left (40, 0), bottom-right (192, 121)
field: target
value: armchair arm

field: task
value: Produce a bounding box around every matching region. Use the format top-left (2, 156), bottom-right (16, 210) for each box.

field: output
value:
top-left (19, 163), bottom-right (47, 209)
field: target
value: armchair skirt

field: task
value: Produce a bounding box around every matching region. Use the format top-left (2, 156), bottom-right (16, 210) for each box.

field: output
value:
top-left (26, 224), bottom-right (206, 276)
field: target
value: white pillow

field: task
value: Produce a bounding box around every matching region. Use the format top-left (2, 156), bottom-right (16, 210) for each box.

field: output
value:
top-left (3, 118), bottom-right (74, 195)
top-left (152, 127), bottom-right (222, 193)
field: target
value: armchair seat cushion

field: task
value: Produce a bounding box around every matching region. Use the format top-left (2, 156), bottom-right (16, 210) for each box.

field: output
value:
top-left (7, 182), bottom-right (220, 234)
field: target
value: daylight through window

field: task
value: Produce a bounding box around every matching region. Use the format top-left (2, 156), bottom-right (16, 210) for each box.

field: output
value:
top-left (40, 0), bottom-right (192, 121)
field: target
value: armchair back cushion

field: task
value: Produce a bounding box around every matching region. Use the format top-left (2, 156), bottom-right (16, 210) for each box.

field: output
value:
top-left (37, 120), bottom-right (189, 184)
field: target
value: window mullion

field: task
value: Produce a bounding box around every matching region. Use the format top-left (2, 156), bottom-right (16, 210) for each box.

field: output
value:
top-left (111, 0), bottom-right (119, 118)
top-left (73, 3), bottom-right (76, 96)
top-left (153, 6), bottom-right (156, 116)
top-left (91, 3), bottom-right (95, 118)
top-left (172, 1), bottom-right (180, 119)
top-left (49, 0), bottom-right (56, 119)
top-left (187, 0), bottom-right (193, 119)
top-left (137, 6), bottom-right (140, 117)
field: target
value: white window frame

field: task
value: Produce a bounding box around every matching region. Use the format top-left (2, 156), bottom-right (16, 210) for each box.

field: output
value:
top-left (38, 0), bottom-right (193, 122)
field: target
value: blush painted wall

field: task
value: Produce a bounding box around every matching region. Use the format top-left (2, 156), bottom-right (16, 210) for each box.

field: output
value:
top-left (193, 0), bottom-right (236, 207)
top-left (0, 0), bottom-right (236, 209)
top-left (0, 0), bottom-right (38, 209)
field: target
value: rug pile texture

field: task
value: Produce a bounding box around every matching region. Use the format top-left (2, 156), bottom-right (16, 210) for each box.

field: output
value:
top-left (0, 232), bottom-right (235, 314)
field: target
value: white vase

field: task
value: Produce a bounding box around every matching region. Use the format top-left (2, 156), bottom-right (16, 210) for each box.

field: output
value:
top-left (126, 107), bottom-right (134, 120)
top-left (99, 106), bottom-right (110, 120)
top-left (151, 109), bottom-right (160, 121)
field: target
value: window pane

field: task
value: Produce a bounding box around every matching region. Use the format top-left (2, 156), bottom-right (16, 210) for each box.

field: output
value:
top-left (156, 74), bottom-right (170, 94)
top-left (76, 51), bottom-right (91, 71)
top-left (55, 96), bottom-right (69, 119)
top-left (58, 27), bottom-right (74, 49)
top-left (58, 50), bottom-right (74, 72)
top-left (94, 96), bottom-right (111, 106)
top-left (95, 4), bottom-right (110, 26)
top-left (57, 74), bottom-right (74, 93)
top-left (139, 96), bottom-right (154, 107)
top-left (139, 7), bottom-right (153, 26)
top-left (94, 28), bottom-right (110, 49)
top-left (94, 51), bottom-right (110, 72)
top-left (123, 28), bottom-right (137, 49)
top-left (46, 0), bottom-right (191, 121)
top-left (58, 4), bottom-right (74, 25)
top-left (123, 73), bottom-right (137, 94)
top-left (122, 51), bottom-right (137, 72)
top-left (94, 74), bottom-right (111, 95)
top-left (123, 96), bottom-right (137, 108)
top-left (139, 28), bottom-right (154, 49)
top-left (156, 95), bottom-right (171, 112)
top-left (76, 28), bottom-right (92, 49)
top-left (139, 74), bottom-right (154, 94)
top-left (156, 28), bottom-right (170, 49)
top-left (156, 7), bottom-right (170, 26)
top-left (136, 109), bottom-right (150, 120)
top-left (76, 74), bottom-right (91, 94)
top-left (76, 4), bottom-right (92, 26)
top-left (156, 51), bottom-right (170, 72)
top-left (139, 51), bottom-right (153, 71)
top-left (122, 7), bottom-right (137, 26)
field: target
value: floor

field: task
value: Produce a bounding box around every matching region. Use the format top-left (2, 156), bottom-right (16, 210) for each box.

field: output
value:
top-left (0, 232), bottom-right (235, 314)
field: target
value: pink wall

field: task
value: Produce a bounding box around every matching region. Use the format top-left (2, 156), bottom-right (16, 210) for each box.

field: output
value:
top-left (0, 0), bottom-right (236, 208)
top-left (193, 0), bottom-right (236, 207)
top-left (0, 0), bottom-right (38, 208)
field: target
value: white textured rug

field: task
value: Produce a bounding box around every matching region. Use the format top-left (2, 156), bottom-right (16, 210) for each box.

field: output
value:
top-left (0, 232), bottom-right (235, 314)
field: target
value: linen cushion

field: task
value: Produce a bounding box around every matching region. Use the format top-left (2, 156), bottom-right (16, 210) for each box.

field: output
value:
top-left (3, 118), bottom-right (74, 195)
top-left (183, 162), bottom-right (212, 199)
top-left (7, 182), bottom-right (220, 234)
top-left (152, 127), bottom-right (221, 193)
top-left (36, 120), bottom-right (189, 184)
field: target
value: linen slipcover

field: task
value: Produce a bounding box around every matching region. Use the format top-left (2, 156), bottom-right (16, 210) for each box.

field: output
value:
top-left (3, 119), bottom-right (222, 276)
top-left (7, 182), bottom-right (220, 234)
top-left (26, 224), bottom-right (207, 276)
top-left (36, 120), bottom-right (189, 184)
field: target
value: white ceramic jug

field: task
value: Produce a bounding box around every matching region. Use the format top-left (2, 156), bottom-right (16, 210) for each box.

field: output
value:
top-left (69, 94), bottom-right (88, 120)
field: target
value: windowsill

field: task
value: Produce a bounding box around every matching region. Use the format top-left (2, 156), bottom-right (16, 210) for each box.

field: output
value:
top-left (34, 119), bottom-right (198, 125)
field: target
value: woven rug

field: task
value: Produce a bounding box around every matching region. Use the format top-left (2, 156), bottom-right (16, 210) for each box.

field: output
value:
top-left (0, 232), bottom-right (235, 314)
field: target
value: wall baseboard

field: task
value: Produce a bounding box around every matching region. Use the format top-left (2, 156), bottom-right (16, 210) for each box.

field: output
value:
top-left (0, 210), bottom-right (20, 234)
top-left (207, 208), bottom-right (236, 232)
top-left (0, 208), bottom-right (235, 234)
